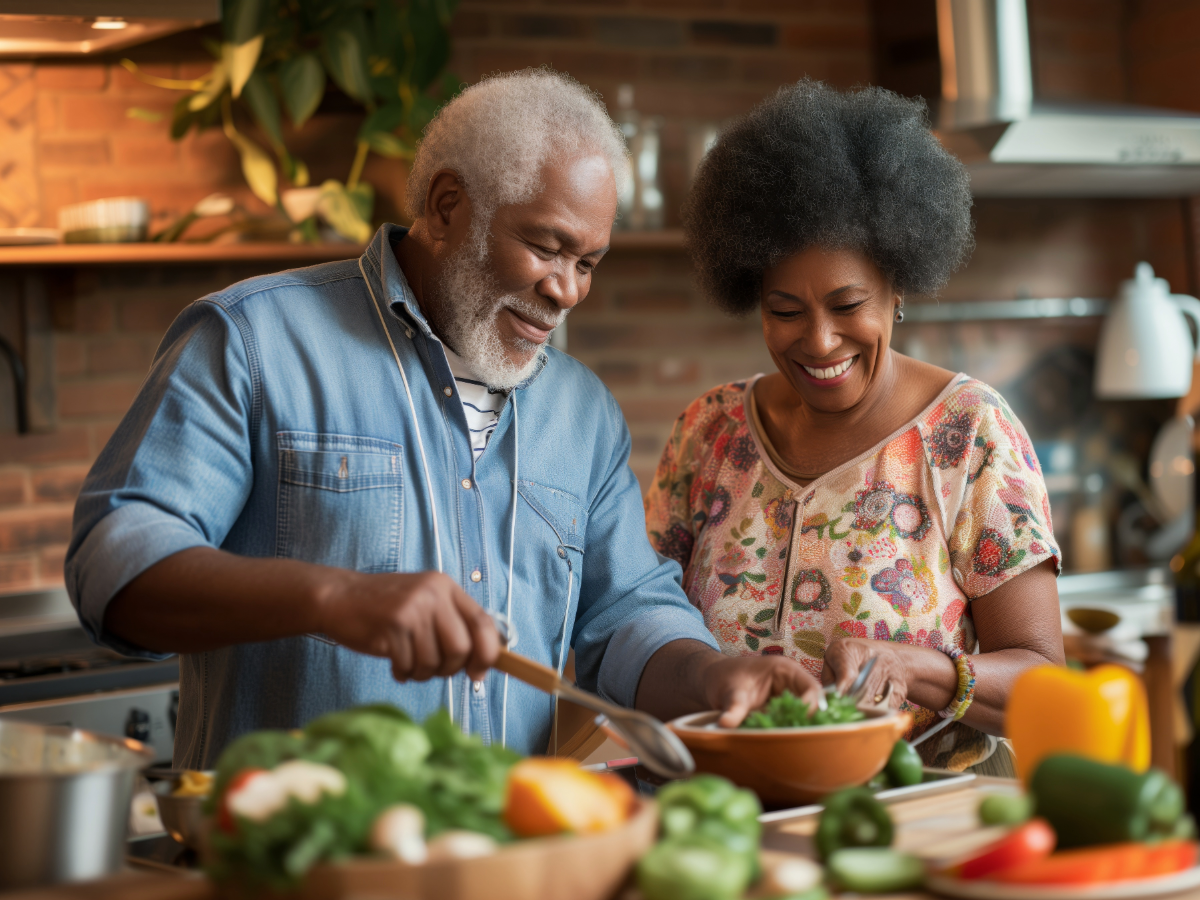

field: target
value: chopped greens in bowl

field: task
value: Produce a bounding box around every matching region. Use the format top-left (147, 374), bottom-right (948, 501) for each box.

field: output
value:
top-left (740, 691), bottom-right (866, 729)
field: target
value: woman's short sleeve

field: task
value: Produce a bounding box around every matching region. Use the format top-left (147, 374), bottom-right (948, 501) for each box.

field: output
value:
top-left (931, 383), bottom-right (1062, 599)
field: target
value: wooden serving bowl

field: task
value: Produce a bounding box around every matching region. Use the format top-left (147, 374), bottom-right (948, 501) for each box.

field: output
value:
top-left (261, 799), bottom-right (659, 900)
top-left (668, 709), bottom-right (912, 808)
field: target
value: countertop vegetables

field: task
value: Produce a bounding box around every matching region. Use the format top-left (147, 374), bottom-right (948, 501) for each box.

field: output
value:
top-left (978, 793), bottom-right (1033, 827)
top-left (992, 840), bottom-right (1198, 885)
top-left (884, 740), bottom-right (923, 787)
top-left (503, 758), bottom-right (634, 837)
top-left (638, 836), bottom-right (757, 900)
top-left (954, 819), bottom-right (1056, 880)
top-left (1008, 664), bottom-right (1150, 783)
top-left (741, 691), bottom-right (865, 728)
top-left (826, 848), bottom-right (924, 893)
top-left (815, 788), bottom-right (893, 861)
top-left (206, 704), bottom-right (518, 889)
top-left (1031, 754), bottom-right (1194, 848)
top-left (637, 775), bottom-right (763, 900)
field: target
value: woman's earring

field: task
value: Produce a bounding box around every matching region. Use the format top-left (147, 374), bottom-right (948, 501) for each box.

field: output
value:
top-left (894, 305), bottom-right (904, 323)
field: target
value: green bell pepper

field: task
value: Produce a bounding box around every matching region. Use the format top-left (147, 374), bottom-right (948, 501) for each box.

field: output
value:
top-left (636, 835), bottom-right (756, 900)
top-left (1031, 754), bottom-right (1192, 849)
top-left (815, 788), bottom-right (894, 861)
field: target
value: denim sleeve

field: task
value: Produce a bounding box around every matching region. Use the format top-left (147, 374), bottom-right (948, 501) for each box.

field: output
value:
top-left (572, 391), bottom-right (719, 707)
top-left (65, 299), bottom-right (255, 657)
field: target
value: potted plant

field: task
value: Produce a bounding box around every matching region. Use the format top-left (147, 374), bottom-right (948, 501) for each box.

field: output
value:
top-left (126, 0), bottom-right (459, 242)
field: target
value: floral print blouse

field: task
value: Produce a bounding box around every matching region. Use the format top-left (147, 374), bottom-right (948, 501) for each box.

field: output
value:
top-left (645, 374), bottom-right (1061, 769)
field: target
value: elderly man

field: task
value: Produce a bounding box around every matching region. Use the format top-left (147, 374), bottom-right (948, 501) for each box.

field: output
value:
top-left (65, 69), bottom-right (820, 766)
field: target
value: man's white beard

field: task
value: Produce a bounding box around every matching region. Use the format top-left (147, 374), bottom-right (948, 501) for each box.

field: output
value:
top-left (432, 242), bottom-right (566, 392)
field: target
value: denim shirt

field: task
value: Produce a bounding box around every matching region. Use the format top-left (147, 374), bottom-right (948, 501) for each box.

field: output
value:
top-left (65, 224), bottom-right (717, 767)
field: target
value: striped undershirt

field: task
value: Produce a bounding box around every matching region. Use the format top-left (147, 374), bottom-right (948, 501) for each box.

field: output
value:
top-left (443, 347), bottom-right (506, 460)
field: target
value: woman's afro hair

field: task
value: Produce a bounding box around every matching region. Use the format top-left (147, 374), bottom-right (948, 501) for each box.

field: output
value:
top-left (684, 79), bottom-right (974, 315)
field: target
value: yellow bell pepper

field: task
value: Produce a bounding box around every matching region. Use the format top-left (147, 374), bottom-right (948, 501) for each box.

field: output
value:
top-left (1007, 664), bottom-right (1150, 784)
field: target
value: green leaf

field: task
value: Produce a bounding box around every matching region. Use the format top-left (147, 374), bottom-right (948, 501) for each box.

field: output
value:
top-left (745, 635), bottom-right (759, 651)
top-left (228, 129), bottom-right (278, 206)
top-left (740, 537), bottom-right (755, 546)
top-left (224, 0), bottom-right (266, 46)
top-left (317, 179), bottom-right (372, 243)
top-left (364, 130), bottom-right (411, 158)
top-left (322, 19), bottom-right (373, 103)
top-left (225, 35), bottom-right (263, 99)
top-left (751, 482), bottom-right (764, 498)
top-left (856, 610), bottom-right (871, 620)
top-left (743, 572), bottom-right (766, 583)
top-left (280, 53), bottom-right (325, 129)
top-left (755, 547), bottom-right (767, 559)
top-left (753, 608), bottom-right (774, 623)
top-left (360, 101), bottom-right (407, 139)
top-left (242, 70), bottom-right (282, 147)
top-left (126, 107), bottom-right (163, 122)
top-left (188, 61), bottom-right (229, 112)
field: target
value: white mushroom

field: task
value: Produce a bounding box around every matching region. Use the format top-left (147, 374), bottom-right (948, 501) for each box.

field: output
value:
top-left (759, 856), bottom-right (823, 896)
top-left (370, 804), bottom-right (428, 864)
top-left (271, 760), bottom-right (346, 804)
top-left (426, 830), bottom-right (498, 862)
top-left (226, 770), bottom-right (289, 823)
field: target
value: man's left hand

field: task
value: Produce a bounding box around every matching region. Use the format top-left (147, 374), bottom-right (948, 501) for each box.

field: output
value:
top-left (704, 654), bottom-right (824, 727)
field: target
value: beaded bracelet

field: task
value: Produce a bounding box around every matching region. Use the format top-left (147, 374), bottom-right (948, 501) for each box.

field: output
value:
top-left (937, 644), bottom-right (977, 720)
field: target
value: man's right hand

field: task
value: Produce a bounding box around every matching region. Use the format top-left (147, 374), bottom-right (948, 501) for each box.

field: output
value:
top-left (104, 548), bottom-right (502, 684)
top-left (315, 570), bottom-right (502, 682)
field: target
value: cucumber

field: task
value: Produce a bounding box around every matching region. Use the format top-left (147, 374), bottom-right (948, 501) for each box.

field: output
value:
top-left (827, 847), bottom-right (924, 893)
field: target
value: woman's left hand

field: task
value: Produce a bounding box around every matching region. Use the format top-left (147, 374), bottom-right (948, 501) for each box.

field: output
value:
top-left (822, 637), bottom-right (910, 708)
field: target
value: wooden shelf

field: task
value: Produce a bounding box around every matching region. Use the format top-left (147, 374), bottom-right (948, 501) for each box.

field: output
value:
top-left (0, 241), bottom-right (365, 266)
top-left (0, 229), bottom-right (685, 266)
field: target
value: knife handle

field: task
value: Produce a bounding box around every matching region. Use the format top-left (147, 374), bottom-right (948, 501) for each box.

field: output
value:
top-left (495, 648), bottom-right (562, 695)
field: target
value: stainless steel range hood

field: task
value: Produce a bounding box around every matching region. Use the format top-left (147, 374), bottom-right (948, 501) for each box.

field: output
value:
top-left (933, 0), bottom-right (1200, 197)
top-left (0, 1), bottom-right (219, 57)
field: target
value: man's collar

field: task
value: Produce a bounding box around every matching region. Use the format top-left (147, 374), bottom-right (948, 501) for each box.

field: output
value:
top-left (358, 223), bottom-right (550, 391)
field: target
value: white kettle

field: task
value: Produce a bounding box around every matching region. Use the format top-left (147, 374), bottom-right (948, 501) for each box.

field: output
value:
top-left (1095, 262), bottom-right (1200, 399)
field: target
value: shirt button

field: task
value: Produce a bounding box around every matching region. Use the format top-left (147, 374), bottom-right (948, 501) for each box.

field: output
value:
top-left (461, 478), bottom-right (472, 490)
top-left (557, 546), bottom-right (567, 559)
top-left (472, 680), bottom-right (483, 693)
top-left (405, 328), bottom-right (413, 339)
top-left (470, 569), bottom-right (482, 583)
top-left (443, 386), bottom-right (453, 397)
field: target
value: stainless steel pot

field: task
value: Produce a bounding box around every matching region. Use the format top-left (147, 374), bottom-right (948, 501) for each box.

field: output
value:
top-left (0, 718), bottom-right (154, 889)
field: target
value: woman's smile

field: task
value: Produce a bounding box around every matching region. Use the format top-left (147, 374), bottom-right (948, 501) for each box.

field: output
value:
top-left (799, 354), bottom-right (858, 385)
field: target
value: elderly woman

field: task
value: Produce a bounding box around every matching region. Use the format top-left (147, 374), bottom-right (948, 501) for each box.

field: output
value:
top-left (645, 81), bottom-right (1064, 771)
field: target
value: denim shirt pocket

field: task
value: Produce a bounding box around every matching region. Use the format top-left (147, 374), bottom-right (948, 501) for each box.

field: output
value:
top-left (517, 480), bottom-right (588, 552)
top-left (276, 432), bottom-right (403, 573)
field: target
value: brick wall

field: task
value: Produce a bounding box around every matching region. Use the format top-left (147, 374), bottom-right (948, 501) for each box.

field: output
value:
top-left (2, 1), bottom-right (1200, 594)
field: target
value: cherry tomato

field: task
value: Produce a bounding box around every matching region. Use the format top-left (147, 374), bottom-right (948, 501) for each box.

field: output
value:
top-left (955, 818), bottom-right (1056, 880)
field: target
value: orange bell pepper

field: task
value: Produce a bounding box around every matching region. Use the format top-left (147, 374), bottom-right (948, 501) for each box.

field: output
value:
top-left (992, 840), bottom-right (1198, 885)
top-left (1007, 664), bottom-right (1150, 784)
top-left (503, 758), bottom-right (635, 837)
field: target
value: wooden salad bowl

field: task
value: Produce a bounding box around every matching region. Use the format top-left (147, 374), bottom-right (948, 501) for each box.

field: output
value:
top-left (668, 709), bottom-right (912, 808)
top-left (264, 798), bottom-right (659, 900)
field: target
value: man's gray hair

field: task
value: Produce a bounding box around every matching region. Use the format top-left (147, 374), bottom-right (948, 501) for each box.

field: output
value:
top-left (405, 68), bottom-right (629, 237)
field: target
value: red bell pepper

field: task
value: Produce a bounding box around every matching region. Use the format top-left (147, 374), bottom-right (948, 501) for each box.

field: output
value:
top-left (954, 819), bottom-right (1056, 880)
top-left (993, 840), bottom-right (1198, 885)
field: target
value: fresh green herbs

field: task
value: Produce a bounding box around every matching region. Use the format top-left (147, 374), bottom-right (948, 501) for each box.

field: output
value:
top-left (740, 691), bottom-right (866, 729)
top-left (205, 704), bottom-right (518, 890)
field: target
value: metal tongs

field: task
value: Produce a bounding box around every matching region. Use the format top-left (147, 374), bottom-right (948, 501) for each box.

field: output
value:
top-left (488, 613), bottom-right (694, 779)
top-left (817, 654), bottom-right (878, 711)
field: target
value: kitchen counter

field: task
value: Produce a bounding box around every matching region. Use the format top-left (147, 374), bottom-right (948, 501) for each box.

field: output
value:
top-left (9, 777), bottom-right (1193, 900)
